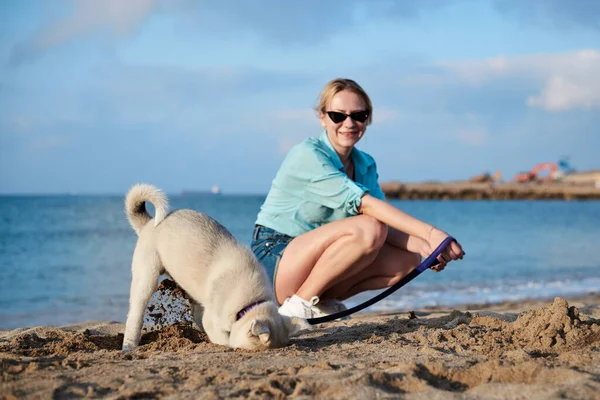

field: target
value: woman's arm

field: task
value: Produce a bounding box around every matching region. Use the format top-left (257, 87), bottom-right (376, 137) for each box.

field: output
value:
top-left (358, 194), bottom-right (432, 239)
top-left (386, 227), bottom-right (428, 257)
top-left (358, 194), bottom-right (464, 261)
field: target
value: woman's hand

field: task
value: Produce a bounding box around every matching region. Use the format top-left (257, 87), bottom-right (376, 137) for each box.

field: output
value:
top-left (423, 227), bottom-right (465, 272)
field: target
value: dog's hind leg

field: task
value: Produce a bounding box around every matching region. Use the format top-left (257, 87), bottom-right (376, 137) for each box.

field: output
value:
top-left (122, 249), bottom-right (162, 350)
top-left (191, 301), bottom-right (205, 332)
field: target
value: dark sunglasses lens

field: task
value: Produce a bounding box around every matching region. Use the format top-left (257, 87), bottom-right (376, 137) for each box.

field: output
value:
top-left (351, 111), bottom-right (369, 123)
top-left (327, 111), bottom-right (346, 124)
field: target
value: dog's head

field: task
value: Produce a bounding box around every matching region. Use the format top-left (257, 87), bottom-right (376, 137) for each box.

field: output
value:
top-left (229, 302), bottom-right (312, 350)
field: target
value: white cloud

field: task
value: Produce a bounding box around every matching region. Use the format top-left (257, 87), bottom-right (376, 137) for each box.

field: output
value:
top-left (9, 0), bottom-right (455, 65)
top-left (46, 0), bottom-right (159, 44)
top-left (526, 64), bottom-right (600, 111)
top-left (439, 49), bottom-right (600, 111)
top-left (11, 0), bottom-right (163, 64)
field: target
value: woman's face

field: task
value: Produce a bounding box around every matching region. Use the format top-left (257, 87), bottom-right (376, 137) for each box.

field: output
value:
top-left (320, 90), bottom-right (368, 155)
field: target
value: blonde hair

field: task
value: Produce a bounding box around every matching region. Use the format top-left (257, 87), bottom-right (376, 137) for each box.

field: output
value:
top-left (314, 78), bottom-right (373, 125)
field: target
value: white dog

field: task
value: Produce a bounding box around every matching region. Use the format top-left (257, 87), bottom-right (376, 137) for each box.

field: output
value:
top-left (121, 184), bottom-right (310, 351)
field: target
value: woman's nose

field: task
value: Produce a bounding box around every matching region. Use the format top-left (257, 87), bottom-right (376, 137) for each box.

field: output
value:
top-left (343, 117), bottom-right (356, 128)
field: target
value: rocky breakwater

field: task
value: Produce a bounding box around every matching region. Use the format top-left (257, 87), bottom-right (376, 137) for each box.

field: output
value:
top-left (380, 181), bottom-right (600, 200)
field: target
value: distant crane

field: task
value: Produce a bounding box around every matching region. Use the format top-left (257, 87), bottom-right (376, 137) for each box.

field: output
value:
top-left (514, 158), bottom-right (575, 183)
top-left (558, 157), bottom-right (576, 174)
top-left (470, 170), bottom-right (503, 183)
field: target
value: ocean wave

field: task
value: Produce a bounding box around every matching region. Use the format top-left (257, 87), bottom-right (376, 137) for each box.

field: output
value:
top-left (348, 277), bottom-right (600, 311)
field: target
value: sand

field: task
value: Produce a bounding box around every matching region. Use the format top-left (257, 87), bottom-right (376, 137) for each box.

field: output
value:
top-left (2, 295), bottom-right (600, 400)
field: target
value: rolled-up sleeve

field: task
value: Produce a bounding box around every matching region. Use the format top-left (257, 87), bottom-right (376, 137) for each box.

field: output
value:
top-left (370, 170), bottom-right (386, 201)
top-left (289, 144), bottom-right (368, 215)
top-left (306, 171), bottom-right (367, 215)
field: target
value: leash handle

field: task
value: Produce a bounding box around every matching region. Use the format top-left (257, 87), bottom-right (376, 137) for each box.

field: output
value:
top-left (415, 236), bottom-right (455, 272)
top-left (306, 236), bottom-right (456, 325)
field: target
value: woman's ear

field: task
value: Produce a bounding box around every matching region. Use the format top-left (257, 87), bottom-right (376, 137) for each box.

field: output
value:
top-left (319, 111), bottom-right (326, 128)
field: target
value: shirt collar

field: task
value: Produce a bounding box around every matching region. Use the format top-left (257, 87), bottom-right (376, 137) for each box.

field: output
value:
top-left (318, 130), bottom-right (373, 175)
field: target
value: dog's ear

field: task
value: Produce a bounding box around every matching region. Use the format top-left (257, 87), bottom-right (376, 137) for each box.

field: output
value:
top-left (250, 320), bottom-right (271, 344)
top-left (284, 316), bottom-right (313, 337)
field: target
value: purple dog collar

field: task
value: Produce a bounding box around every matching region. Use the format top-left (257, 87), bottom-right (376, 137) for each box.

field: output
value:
top-left (236, 300), bottom-right (267, 320)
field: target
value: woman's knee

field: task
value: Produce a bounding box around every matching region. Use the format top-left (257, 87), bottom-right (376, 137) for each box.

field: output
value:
top-left (351, 215), bottom-right (388, 253)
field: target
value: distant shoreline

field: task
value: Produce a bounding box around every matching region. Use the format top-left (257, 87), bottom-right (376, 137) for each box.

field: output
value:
top-left (381, 181), bottom-right (600, 200)
top-left (1, 181), bottom-right (599, 200)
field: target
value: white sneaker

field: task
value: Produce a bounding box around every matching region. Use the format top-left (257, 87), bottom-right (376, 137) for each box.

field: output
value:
top-left (315, 299), bottom-right (350, 320)
top-left (278, 295), bottom-right (350, 320)
top-left (278, 295), bottom-right (325, 319)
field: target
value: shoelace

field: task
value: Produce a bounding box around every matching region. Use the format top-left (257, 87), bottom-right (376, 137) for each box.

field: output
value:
top-left (308, 296), bottom-right (320, 306)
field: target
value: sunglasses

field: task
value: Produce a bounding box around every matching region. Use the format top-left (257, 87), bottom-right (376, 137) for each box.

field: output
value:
top-left (326, 110), bottom-right (369, 124)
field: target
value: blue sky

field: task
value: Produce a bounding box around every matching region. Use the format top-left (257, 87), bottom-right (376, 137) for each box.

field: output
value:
top-left (1, 0), bottom-right (599, 194)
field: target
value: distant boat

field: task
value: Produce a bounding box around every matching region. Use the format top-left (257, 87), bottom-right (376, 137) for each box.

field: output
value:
top-left (181, 186), bottom-right (222, 196)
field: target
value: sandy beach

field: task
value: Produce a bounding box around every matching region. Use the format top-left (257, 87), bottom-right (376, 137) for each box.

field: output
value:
top-left (2, 294), bottom-right (600, 400)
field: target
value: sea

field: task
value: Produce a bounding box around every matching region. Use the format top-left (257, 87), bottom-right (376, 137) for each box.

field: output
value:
top-left (1, 195), bottom-right (599, 330)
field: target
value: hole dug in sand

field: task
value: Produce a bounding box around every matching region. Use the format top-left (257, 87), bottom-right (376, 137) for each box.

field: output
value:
top-left (138, 323), bottom-right (208, 352)
top-left (0, 278), bottom-right (209, 361)
top-left (136, 278), bottom-right (210, 352)
top-left (144, 277), bottom-right (195, 329)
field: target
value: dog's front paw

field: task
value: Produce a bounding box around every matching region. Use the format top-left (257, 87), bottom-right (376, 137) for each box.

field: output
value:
top-left (285, 316), bottom-right (314, 337)
top-left (121, 340), bottom-right (138, 351)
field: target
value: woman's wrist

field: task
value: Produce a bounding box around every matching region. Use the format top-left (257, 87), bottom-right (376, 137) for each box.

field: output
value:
top-left (406, 236), bottom-right (427, 257)
top-left (416, 224), bottom-right (439, 244)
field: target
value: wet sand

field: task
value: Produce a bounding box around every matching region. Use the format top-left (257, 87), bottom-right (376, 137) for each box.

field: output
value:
top-left (2, 295), bottom-right (600, 399)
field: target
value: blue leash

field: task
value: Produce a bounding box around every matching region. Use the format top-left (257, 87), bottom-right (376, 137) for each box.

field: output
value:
top-left (305, 237), bottom-right (455, 325)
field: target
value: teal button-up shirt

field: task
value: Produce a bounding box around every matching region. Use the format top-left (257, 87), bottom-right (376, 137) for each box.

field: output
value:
top-left (256, 131), bottom-right (385, 238)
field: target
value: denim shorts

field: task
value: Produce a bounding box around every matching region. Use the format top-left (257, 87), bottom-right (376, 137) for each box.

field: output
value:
top-left (250, 225), bottom-right (294, 301)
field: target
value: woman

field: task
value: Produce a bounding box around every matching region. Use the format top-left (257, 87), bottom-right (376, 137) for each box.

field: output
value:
top-left (251, 78), bottom-right (465, 319)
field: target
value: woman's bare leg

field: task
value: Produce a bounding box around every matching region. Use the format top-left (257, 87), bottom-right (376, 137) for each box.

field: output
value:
top-left (275, 215), bottom-right (388, 304)
top-left (322, 242), bottom-right (421, 300)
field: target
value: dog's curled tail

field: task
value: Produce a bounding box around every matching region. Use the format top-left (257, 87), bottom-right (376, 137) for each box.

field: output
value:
top-left (125, 183), bottom-right (169, 235)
